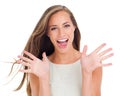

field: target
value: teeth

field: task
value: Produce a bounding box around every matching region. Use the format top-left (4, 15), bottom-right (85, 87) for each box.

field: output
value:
top-left (57, 39), bottom-right (67, 42)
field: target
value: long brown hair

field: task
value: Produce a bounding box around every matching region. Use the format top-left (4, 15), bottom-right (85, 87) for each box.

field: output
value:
top-left (12, 5), bottom-right (81, 96)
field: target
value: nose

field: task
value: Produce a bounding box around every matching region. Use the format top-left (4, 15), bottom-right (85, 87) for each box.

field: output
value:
top-left (58, 28), bottom-right (65, 37)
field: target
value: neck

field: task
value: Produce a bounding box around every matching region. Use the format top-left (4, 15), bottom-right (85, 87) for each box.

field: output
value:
top-left (49, 47), bottom-right (80, 64)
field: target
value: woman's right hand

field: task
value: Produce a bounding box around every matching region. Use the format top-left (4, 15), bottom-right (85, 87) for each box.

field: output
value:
top-left (17, 51), bottom-right (50, 79)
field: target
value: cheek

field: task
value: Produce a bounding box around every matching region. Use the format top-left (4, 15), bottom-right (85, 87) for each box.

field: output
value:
top-left (70, 32), bottom-right (74, 42)
top-left (49, 35), bottom-right (56, 45)
top-left (69, 28), bottom-right (75, 41)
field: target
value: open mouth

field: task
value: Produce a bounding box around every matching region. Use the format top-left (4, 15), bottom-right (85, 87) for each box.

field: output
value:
top-left (56, 38), bottom-right (68, 48)
top-left (57, 38), bottom-right (68, 43)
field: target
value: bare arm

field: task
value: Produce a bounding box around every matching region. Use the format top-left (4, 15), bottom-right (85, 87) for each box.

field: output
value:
top-left (81, 43), bottom-right (113, 96)
top-left (29, 74), bottom-right (39, 96)
top-left (82, 67), bottom-right (102, 96)
top-left (82, 71), bottom-right (92, 96)
top-left (39, 75), bottom-right (50, 96)
top-left (18, 51), bottom-right (51, 96)
top-left (92, 67), bottom-right (102, 96)
top-left (29, 74), bottom-right (50, 96)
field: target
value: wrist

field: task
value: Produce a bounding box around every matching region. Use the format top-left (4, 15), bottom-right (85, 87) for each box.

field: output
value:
top-left (39, 75), bottom-right (50, 96)
top-left (82, 69), bottom-right (92, 76)
top-left (82, 71), bottom-right (92, 96)
top-left (39, 74), bottom-right (50, 82)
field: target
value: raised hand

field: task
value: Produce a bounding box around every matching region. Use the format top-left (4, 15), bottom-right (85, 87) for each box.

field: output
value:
top-left (81, 43), bottom-right (113, 74)
top-left (17, 51), bottom-right (50, 78)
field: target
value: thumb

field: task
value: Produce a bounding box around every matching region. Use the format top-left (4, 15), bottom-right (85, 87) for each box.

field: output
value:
top-left (81, 45), bottom-right (88, 57)
top-left (42, 52), bottom-right (48, 62)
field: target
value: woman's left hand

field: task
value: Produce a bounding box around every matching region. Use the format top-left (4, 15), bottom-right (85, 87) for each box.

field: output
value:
top-left (80, 43), bottom-right (113, 74)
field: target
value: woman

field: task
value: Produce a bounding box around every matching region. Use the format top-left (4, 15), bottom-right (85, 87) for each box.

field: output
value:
top-left (14, 5), bottom-right (113, 96)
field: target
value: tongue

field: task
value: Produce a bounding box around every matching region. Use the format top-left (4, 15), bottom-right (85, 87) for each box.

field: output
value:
top-left (58, 42), bottom-right (67, 48)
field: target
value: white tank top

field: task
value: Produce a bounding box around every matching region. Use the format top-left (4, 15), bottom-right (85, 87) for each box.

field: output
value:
top-left (49, 60), bottom-right (82, 96)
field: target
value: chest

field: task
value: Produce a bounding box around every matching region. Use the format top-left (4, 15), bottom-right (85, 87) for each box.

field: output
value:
top-left (49, 62), bottom-right (82, 96)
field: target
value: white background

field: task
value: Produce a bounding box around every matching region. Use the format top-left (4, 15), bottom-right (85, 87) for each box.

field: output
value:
top-left (0, 0), bottom-right (120, 96)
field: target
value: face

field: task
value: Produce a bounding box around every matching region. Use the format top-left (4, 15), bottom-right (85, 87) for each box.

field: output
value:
top-left (48, 11), bottom-right (76, 53)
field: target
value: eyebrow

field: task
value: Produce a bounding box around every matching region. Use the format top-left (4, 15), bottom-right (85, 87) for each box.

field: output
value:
top-left (49, 22), bottom-right (70, 28)
top-left (63, 22), bottom-right (70, 25)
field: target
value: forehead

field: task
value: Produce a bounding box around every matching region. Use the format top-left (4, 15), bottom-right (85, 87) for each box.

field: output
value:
top-left (48, 11), bottom-right (71, 25)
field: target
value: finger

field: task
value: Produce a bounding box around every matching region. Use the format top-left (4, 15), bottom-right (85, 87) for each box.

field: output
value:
top-left (98, 63), bottom-right (112, 68)
top-left (24, 51), bottom-right (37, 60)
top-left (19, 69), bottom-right (31, 73)
top-left (21, 62), bottom-right (31, 68)
top-left (42, 52), bottom-right (48, 62)
top-left (102, 63), bottom-right (112, 67)
top-left (101, 53), bottom-right (114, 61)
top-left (93, 43), bottom-right (106, 53)
top-left (98, 48), bottom-right (112, 57)
top-left (16, 59), bottom-right (22, 64)
top-left (81, 45), bottom-right (88, 57)
top-left (18, 55), bottom-right (32, 64)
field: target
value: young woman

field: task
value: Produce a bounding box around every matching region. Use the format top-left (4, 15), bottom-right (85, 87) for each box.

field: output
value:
top-left (13, 5), bottom-right (113, 96)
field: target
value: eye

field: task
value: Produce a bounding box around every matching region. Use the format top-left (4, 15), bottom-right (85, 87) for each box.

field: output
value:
top-left (64, 24), bottom-right (70, 28)
top-left (50, 27), bottom-right (57, 31)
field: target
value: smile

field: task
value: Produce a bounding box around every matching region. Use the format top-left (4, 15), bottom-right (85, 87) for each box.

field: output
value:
top-left (57, 38), bottom-right (68, 43)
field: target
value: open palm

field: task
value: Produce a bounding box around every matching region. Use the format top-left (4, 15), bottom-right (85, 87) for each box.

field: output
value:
top-left (81, 43), bottom-right (113, 73)
top-left (18, 51), bottom-right (50, 78)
